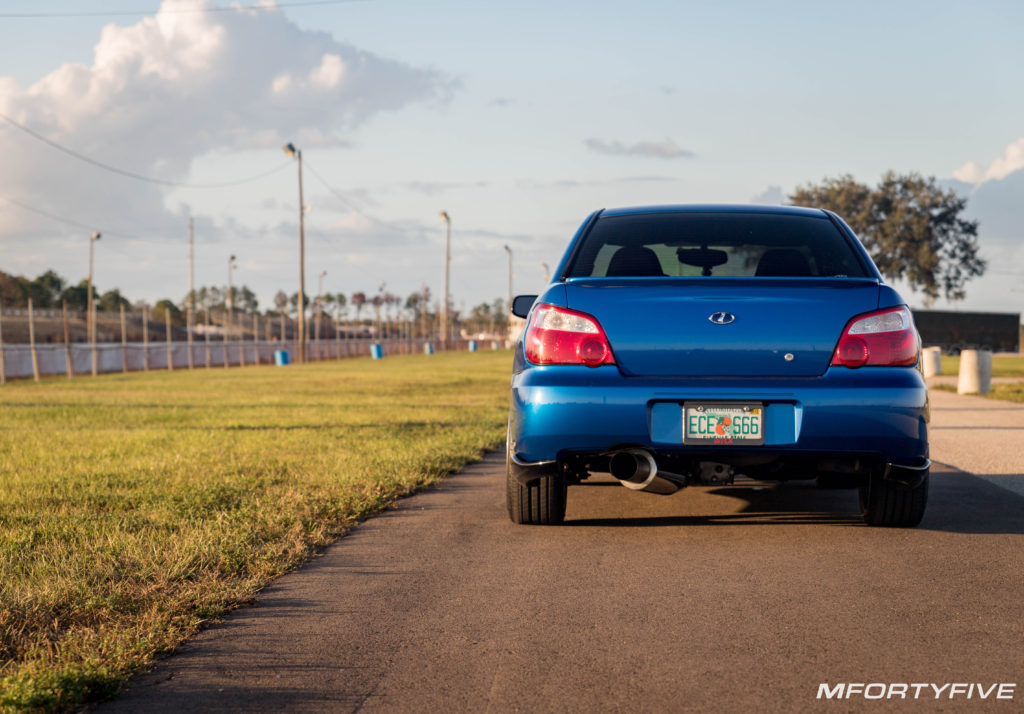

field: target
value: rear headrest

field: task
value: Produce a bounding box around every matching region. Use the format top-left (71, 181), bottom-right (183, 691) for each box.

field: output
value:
top-left (755, 249), bottom-right (812, 277)
top-left (606, 246), bottom-right (665, 277)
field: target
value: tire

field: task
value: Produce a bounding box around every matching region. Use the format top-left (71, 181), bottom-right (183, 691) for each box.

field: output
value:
top-left (506, 447), bottom-right (566, 525)
top-left (859, 470), bottom-right (929, 527)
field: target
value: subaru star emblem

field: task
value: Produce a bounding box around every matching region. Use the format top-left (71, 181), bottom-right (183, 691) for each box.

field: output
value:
top-left (708, 312), bottom-right (735, 325)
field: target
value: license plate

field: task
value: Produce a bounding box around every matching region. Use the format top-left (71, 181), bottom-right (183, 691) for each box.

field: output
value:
top-left (683, 402), bottom-right (764, 445)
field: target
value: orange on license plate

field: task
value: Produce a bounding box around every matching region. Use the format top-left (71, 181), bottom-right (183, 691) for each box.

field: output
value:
top-left (683, 403), bottom-right (764, 445)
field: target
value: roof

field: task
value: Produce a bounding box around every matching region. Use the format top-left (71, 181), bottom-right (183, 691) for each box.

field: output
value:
top-left (600, 204), bottom-right (828, 218)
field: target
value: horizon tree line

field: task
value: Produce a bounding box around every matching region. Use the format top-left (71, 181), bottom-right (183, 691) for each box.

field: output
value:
top-left (0, 268), bottom-right (507, 335)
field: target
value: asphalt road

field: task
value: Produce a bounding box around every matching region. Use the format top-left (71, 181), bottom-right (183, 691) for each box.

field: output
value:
top-left (100, 453), bottom-right (1024, 713)
top-left (927, 387), bottom-right (1024, 496)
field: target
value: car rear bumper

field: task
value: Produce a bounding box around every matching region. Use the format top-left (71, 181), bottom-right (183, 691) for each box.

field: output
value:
top-left (509, 365), bottom-right (928, 469)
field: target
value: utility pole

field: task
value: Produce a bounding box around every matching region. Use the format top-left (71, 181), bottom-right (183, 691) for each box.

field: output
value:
top-left (504, 245), bottom-right (514, 313)
top-left (227, 254), bottom-right (237, 339)
top-left (88, 231), bottom-right (101, 376)
top-left (188, 217), bottom-right (194, 369)
top-left (284, 142), bottom-right (306, 363)
top-left (542, 262), bottom-right (550, 284)
top-left (188, 218), bottom-right (195, 313)
top-left (439, 210), bottom-right (451, 346)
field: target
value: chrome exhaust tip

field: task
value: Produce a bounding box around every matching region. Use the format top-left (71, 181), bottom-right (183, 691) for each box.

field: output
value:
top-left (608, 449), bottom-right (685, 495)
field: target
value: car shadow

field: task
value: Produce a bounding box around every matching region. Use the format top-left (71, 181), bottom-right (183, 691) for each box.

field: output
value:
top-left (565, 469), bottom-right (1024, 535)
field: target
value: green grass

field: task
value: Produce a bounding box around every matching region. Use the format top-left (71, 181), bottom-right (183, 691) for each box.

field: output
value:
top-left (932, 382), bottom-right (1024, 402)
top-left (0, 352), bottom-right (511, 712)
top-left (939, 353), bottom-right (1024, 378)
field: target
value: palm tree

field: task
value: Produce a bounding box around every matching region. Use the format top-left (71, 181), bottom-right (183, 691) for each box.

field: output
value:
top-left (351, 292), bottom-right (366, 322)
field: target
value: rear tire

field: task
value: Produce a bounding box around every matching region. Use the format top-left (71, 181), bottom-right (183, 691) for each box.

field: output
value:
top-left (859, 470), bottom-right (928, 527)
top-left (506, 447), bottom-right (566, 525)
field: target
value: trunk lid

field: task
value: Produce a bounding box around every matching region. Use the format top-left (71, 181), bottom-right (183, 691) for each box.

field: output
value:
top-left (564, 277), bottom-right (881, 377)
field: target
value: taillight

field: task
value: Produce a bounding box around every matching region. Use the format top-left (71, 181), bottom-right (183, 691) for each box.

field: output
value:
top-left (831, 306), bottom-right (919, 368)
top-left (525, 303), bottom-right (616, 367)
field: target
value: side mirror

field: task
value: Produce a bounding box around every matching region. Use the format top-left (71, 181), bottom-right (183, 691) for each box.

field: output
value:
top-left (511, 295), bottom-right (537, 319)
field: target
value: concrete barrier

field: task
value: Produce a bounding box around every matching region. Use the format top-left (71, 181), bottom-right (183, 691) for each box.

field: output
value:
top-left (922, 346), bottom-right (942, 377)
top-left (957, 349), bottom-right (992, 394)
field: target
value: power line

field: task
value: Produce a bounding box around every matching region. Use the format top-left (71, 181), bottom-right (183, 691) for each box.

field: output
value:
top-left (0, 0), bottom-right (367, 19)
top-left (302, 159), bottom-right (410, 235)
top-left (0, 193), bottom-right (176, 250)
top-left (0, 112), bottom-right (292, 188)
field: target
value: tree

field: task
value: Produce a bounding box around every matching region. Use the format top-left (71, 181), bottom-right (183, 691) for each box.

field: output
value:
top-left (30, 270), bottom-right (65, 307)
top-left (332, 293), bottom-right (348, 321)
top-left (98, 288), bottom-right (130, 312)
top-left (273, 290), bottom-right (289, 315)
top-left (237, 285), bottom-right (258, 314)
top-left (0, 271), bottom-right (24, 305)
top-left (789, 172), bottom-right (985, 302)
top-left (152, 299), bottom-right (184, 326)
top-left (351, 292), bottom-right (366, 321)
top-left (288, 292), bottom-right (310, 317)
top-left (60, 280), bottom-right (96, 311)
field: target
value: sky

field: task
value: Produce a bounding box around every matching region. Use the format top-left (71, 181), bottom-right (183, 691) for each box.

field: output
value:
top-left (1, 0), bottom-right (1023, 315)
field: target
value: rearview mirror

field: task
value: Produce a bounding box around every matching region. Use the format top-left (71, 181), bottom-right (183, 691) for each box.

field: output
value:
top-left (511, 295), bottom-right (537, 319)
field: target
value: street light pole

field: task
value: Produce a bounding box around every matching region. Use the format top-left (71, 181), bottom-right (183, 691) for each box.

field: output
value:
top-left (88, 231), bottom-right (101, 376)
top-left (439, 210), bottom-right (451, 347)
top-left (504, 245), bottom-right (513, 313)
top-left (284, 142), bottom-right (306, 363)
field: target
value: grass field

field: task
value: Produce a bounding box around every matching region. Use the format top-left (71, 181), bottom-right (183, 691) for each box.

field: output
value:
top-left (933, 354), bottom-right (1024, 403)
top-left (939, 354), bottom-right (1024, 378)
top-left (932, 382), bottom-right (1024, 402)
top-left (0, 351), bottom-right (511, 712)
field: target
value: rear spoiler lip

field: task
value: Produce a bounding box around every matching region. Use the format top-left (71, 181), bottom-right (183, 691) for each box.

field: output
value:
top-left (563, 277), bottom-right (882, 289)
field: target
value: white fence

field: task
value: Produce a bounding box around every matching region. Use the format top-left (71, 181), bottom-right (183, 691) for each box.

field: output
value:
top-left (0, 337), bottom-right (481, 382)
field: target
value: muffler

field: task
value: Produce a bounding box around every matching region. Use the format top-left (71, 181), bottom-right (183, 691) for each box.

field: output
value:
top-left (608, 449), bottom-right (688, 495)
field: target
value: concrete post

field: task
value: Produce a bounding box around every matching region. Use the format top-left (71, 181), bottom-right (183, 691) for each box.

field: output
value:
top-left (957, 349), bottom-right (992, 395)
top-left (922, 346), bottom-right (942, 378)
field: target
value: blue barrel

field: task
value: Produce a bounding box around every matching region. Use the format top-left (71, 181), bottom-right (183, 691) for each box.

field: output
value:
top-left (424, 342), bottom-right (435, 355)
top-left (370, 343), bottom-right (384, 360)
top-left (468, 340), bottom-right (478, 352)
top-left (274, 350), bottom-right (290, 366)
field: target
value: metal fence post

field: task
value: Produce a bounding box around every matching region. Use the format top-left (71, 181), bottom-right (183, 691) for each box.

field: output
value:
top-left (28, 298), bottom-right (40, 382)
top-left (64, 301), bottom-right (74, 379)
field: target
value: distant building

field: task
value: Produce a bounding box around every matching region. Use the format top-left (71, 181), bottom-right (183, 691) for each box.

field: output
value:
top-left (912, 310), bottom-right (1021, 353)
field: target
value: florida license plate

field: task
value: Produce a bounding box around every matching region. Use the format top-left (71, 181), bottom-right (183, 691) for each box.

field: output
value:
top-left (683, 403), bottom-right (764, 445)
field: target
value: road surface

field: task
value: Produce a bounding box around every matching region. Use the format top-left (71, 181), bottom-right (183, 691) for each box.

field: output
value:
top-left (100, 452), bottom-right (1024, 712)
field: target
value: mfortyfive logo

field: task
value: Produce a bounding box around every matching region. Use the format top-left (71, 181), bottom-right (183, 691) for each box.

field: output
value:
top-left (817, 683), bottom-right (1016, 701)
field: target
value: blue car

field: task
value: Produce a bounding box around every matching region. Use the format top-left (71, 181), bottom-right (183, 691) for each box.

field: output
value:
top-left (507, 205), bottom-right (929, 527)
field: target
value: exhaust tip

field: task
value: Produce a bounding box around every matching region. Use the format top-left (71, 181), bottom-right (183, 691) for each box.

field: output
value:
top-left (609, 450), bottom-right (651, 484)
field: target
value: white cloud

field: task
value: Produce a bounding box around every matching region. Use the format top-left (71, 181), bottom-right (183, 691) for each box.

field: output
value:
top-left (952, 137), bottom-right (1024, 185)
top-left (751, 185), bottom-right (783, 204)
top-left (584, 137), bottom-right (695, 160)
top-left (0, 0), bottom-right (451, 257)
top-left (309, 54), bottom-right (345, 89)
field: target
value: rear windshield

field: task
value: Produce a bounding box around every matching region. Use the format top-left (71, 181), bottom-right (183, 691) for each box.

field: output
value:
top-left (566, 212), bottom-right (870, 278)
